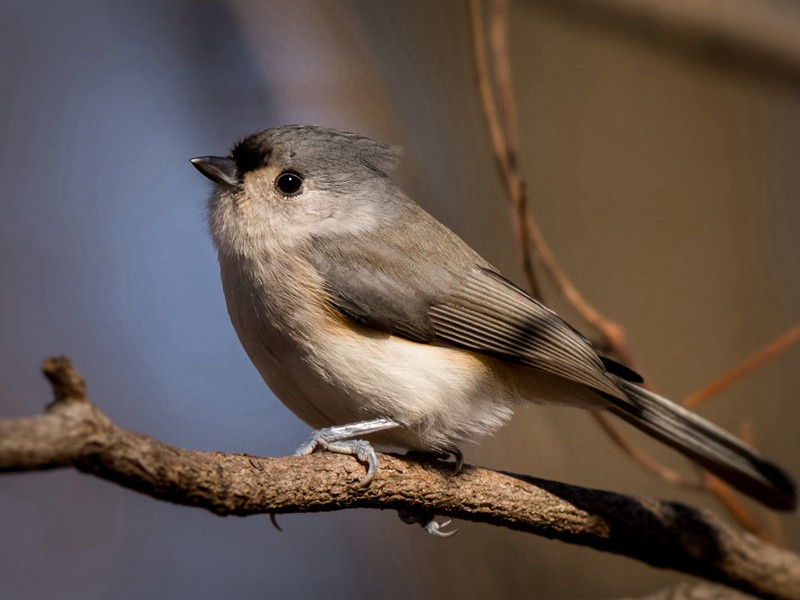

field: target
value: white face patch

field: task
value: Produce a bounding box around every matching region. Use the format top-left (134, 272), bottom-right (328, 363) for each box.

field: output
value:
top-left (209, 164), bottom-right (387, 262)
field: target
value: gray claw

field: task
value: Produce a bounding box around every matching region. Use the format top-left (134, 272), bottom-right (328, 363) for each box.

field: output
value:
top-left (358, 443), bottom-right (379, 485)
top-left (328, 439), bottom-right (378, 485)
top-left (447, 447), bottom-right (464, 473)
top-left (268, 513), bottom-right (283, 532)
top-left (424, 518), bottom-right (458, 538)
top-left (397, 510), bottom-right (458, 537)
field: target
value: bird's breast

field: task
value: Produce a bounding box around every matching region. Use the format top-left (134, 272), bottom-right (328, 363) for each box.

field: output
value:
top-left (216, 249), bottom-right (517, 449)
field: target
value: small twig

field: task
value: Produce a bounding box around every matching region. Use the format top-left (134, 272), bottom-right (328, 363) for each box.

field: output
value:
top-left (467, 0), bottom-right (514, 189)
top-left (466, 0), bottom-right (783, 537)
top-left (683, 323), bottom-right (800, 409)
top-left (468, 0), bottom-right (658, 485)
top-left (680, 325), bottom-right (800, 536)
top-left (489, 0), bottom-right (519, 167)
top-left (702, 471), bottom-right (773, 543)
top-left (522, 212), bottom-right (636, 367)
top-left (737, 420), bottom-right (786, 546)
top-left (592, 412), bottom-right (777, 541)
top-left (467, 0), bottom-right (633, 365)
top-left (592, 412), bottom-right (701, 487)
top-left (468, 0), bottom-right (542, 299)
top-left (1, 357), bottom-right (799, 599)
top-left (42, 355), bottom-right (88, 405)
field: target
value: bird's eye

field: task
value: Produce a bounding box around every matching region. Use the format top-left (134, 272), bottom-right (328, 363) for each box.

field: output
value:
top-left (275, 171), bottom-right (304, 196)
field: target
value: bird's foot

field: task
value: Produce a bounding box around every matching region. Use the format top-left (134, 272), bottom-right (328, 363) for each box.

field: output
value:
top-left (294, 418), bottom-right (398, 486)
top-left (405, 447), bottom-right (464, 473)
top-left (398, 509), bottom-right (458, 538)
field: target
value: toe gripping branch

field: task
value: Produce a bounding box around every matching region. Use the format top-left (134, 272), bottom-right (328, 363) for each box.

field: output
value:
top-left (293, 419), bottom-right (461, 536)
top-left (294, 418), bottom-right (398, 485)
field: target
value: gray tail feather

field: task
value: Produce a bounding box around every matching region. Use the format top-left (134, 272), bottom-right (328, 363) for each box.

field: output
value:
top-left (608, 377), bottom-right (797, 511)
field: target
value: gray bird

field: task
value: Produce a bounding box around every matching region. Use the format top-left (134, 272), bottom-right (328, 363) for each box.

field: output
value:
top-left (191, 125), bottom-right (797, 522)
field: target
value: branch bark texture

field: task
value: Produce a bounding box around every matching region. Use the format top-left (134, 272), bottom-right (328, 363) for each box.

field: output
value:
top-left (2, 358), bottom-right (799, 599)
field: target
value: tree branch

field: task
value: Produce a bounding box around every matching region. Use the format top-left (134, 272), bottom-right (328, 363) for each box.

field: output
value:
top-left (2, 357), bottom-right (799, 599)
top-left (467, 0), bottom-right (796, 539)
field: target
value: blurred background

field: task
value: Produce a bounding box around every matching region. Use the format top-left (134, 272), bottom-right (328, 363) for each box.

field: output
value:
top-left (1, 1), bottom-right (799, 598)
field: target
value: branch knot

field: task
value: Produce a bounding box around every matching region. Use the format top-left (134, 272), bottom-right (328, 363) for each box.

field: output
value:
top-left (42, 356), bottom-right (88, 406)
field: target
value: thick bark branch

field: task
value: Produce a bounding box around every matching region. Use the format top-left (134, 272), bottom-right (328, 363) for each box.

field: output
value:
top-left (2, 358), bottom-right (799, 599)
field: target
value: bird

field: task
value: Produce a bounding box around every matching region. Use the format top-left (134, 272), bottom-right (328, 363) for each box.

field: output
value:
top-left (191, 125), bottom-right (797, 529)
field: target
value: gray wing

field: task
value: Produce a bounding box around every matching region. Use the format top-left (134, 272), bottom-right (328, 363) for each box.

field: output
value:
top-left (307, 207), bottom-right (638, 400)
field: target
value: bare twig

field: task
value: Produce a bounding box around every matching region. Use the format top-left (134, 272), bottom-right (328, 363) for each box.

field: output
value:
top-left (683, 323), bottom-right (800, 409)
top-left (467, 0), bottom-right (513, 189)
top-left (467, 0), bottom-right (633, 365)
top-left (465, 0), bottom-right (793, 538)
top-left (467, 0), bottom-right (673, 486)
top-left (489, 0), bottom-right (519, 165)
top-left (592, 412), bottom-right (701, 488)
top-left (680, 325), bottom-right (800, 537)
top-left (2, 357), bottom-right (799, 599)
top-left (522, 211), bottom-right (637, 367)
top-left (703, 471), bottom-right (774, 544)
top-left (468, 0), bottom-right (541, 299)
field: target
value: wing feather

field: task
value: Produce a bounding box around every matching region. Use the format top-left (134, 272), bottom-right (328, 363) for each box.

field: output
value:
top-left (307, 203), bottom-right (639, 401)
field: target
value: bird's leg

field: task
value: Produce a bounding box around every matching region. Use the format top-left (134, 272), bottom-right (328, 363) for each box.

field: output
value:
top-left (294, 417), bottom-right (398, 485)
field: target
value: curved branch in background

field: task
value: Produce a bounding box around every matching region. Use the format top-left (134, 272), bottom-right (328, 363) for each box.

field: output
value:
top-left (466, 0), bottom-right (800, 540)
top-left (1, 357), bottom-right (799, 600)
top-left (468, 0), bottom-right (542, 300)
top-left (683, 323), bottom-right (800, 410)
top-left (468, 0), bottom-right (633, 364)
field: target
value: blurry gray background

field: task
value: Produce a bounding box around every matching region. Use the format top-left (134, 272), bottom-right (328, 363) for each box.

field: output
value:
top-left (1, 1), bottom-right (798, 598)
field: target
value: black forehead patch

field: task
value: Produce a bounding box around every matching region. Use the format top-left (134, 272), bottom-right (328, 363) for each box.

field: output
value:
top-left (230, 135), bottom-right (271, 176)
top-left (230, 125), bottom-right (403, 179)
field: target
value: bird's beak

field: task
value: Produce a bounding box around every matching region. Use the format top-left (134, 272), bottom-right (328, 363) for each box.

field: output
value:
top-left (190, 156), bottom-right (242, 189)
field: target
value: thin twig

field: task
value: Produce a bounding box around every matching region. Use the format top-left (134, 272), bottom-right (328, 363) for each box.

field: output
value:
top-left (592, 412), bottom-right (700, 487)
top-left (465, 0), bottom-right (781, 537)
top-left (683, 322), bottom-right (800, 409)
top-left (680, 325), bottom-right (800, 537)
top-left (467, 0), bottom-right (514, 190)
top-left (468, 0), bottom-right (542, 299)
top-left (702, 471), bottom-right (773, 543)
top-left (489, 0), bottom-right (519, 168)
top-left (738, 419), bottom-right (786, 546)
top-left (468, 0), bottom-right (634, 365)
top-left (522, 211), bottom-right (636, 367)
top-left (468, 0), bottom-right (659, 483)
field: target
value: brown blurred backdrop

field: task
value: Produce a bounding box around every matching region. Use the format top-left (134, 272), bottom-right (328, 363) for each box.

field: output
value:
top-left (1, 1), bottom-right (798, 598)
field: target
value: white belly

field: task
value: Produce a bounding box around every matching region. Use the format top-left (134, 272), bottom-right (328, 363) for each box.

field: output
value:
top-left (241, 312), bottom-right (517, 450)
top-left (218, 251), bottom-right (604, 452)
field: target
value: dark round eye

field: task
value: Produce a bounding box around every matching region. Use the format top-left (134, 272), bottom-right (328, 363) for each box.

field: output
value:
top-left (275, 171), bottom-right (304, 196)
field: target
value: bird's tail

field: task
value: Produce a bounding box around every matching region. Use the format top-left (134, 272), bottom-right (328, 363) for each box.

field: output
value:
top-left (607, 377), bottom-right (797, 511)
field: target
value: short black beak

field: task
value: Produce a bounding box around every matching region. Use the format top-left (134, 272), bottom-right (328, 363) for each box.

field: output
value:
top-left (190, 156), bottom-right (242, 189)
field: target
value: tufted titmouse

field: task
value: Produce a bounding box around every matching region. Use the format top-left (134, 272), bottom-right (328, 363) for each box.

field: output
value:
top-left (192, 125), bottom-right (796, 514)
